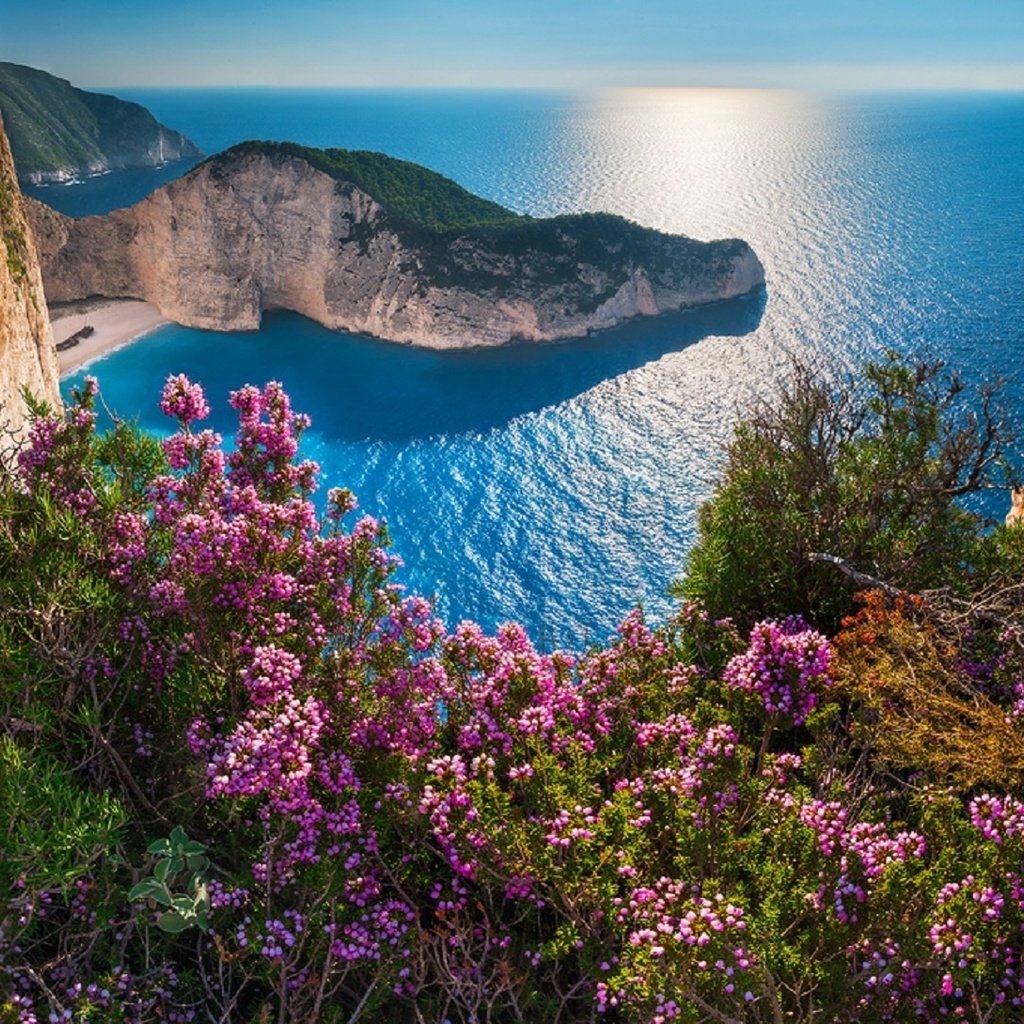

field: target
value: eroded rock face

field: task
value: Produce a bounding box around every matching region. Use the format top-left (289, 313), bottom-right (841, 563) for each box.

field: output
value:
top-left (27, 148), bottom-right (765, 349)
top-left (0, 113), bottom-right (60, 441)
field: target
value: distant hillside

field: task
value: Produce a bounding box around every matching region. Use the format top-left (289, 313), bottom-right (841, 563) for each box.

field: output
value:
top-left (0, 62), bottom-right (201, 184)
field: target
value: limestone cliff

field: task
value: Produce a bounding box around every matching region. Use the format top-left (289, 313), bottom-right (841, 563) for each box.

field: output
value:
top-left (0, 62), bottom-right (201, 185)
top-left (27, 142), bottom-right (764, 349)
top-left (0, 112), bottom-right (60, 440)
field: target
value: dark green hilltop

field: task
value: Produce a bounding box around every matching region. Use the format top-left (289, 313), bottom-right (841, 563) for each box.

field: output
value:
top-left (204, 141), bottom-right (752, 283)
top-left (204, 140), bottom-right (527, 234)
top-left (0, 61), bottom-right (200, 183)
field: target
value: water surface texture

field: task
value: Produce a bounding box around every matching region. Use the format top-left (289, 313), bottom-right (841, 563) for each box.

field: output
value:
top-left (57, 89), bottom-right (1024, 645)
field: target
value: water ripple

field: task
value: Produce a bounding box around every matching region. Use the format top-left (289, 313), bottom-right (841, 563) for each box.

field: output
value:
top-left (61, 89), bottom-right (1024, 647)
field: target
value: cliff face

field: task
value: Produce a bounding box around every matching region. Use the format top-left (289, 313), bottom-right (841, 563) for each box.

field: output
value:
top-left (0, 112), bottom-right (60, 439)
top-left (27, 144), bottom-right (764, 349)
top-left (0, 62), bottom-right (201, 185)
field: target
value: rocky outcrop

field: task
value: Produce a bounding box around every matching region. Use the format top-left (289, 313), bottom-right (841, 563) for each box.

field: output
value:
top-left (0, 112), bottom-right (60, 440)
top-left (0, 62), bottom-right (201, 185)
top-left (1006, 488), bottom-right (1024, 528)
top-left (27, 142), bottom-right (764, 349)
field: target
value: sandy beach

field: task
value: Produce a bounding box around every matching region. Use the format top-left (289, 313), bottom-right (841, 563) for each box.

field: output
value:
top-left (50, 298), bottom-right (170, 375)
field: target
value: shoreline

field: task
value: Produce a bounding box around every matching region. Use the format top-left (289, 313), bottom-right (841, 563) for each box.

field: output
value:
top-left (51, 298), bottom-right (170, 376)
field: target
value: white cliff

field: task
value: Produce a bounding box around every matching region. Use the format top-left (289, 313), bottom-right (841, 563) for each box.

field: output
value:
top-left (0, 112), bottom-right (60, 441)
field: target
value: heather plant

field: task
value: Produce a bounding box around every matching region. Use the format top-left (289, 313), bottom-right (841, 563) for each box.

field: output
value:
top-left (3, 374), bottom-right (1024, 1023)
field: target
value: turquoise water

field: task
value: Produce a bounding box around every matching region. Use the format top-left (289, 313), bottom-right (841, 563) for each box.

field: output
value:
top-left (53, 89), bottom-right (1024, 645)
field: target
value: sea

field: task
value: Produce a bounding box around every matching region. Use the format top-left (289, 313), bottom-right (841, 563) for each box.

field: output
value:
top-left (38, 88), bottom-right (1024, 647)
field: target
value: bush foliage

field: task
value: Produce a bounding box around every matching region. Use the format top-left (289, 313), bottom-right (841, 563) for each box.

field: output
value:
top-left (676, 352), bottom-right (1012, 630)
top-left (3, 359), bottom-right (1024, 1023)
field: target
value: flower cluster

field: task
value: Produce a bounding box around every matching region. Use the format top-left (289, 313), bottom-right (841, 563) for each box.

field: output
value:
top-left (969, 793), bottom-right (1024, 846)
top-left (723, 615), bottom-right (833, 725)
top-left (7, 376), bottom-right (1024, 1024)
top-left (160, 373), bottom-right (210, 426)
top-left (16, 376), bottom-right (98, 517)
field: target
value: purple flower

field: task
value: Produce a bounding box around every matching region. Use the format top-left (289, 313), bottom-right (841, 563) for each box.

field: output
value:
top-left (723, 616), bottom-right (833, 726)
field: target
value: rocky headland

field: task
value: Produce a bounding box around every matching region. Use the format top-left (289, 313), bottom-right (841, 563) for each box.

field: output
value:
top-left (27, 141), bottom-right (765, 349)
top-left (0, 62), bottom-right (201, 185)
top-left (0, 112), bottom-right (60, 438)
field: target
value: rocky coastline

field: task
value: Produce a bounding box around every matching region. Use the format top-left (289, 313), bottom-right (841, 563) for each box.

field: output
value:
top-left (26, 142), bottom-right (765, 350)
top-left (0, 112), bottom-right (60, 437)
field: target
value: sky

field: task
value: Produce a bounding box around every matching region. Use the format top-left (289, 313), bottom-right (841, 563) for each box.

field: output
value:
top-left (4, 0), bottom-right (1023, 91)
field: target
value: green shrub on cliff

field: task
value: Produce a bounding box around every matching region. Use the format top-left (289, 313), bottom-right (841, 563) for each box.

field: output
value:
top-left (0, 181), bottom-right (29, 284)
top-left (676, 352), bottom-right (1014, 630)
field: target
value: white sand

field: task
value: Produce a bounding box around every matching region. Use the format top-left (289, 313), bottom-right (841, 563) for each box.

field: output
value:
top-left (51, 299), bottom-right (169, 375)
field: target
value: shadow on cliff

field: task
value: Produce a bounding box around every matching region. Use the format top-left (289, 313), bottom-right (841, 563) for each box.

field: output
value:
top-left (290, 288), bottom-right (766, 442)
top-left (73, 288), bottom-right (765, 443)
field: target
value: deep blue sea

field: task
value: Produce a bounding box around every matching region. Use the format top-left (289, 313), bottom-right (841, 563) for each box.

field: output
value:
top-left (42, 88), bottom-right (1024, 647)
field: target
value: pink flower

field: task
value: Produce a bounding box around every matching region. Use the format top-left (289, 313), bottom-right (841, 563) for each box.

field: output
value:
top-left (160, 374), bottom-right (210, 425)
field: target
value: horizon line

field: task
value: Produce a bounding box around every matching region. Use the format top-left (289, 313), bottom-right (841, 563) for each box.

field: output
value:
top-left (76, 81), bottom-right (1024, 95)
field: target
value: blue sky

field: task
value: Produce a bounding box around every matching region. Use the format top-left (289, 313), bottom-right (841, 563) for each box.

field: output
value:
top-left (4, 0), bottom-right (1023, 90)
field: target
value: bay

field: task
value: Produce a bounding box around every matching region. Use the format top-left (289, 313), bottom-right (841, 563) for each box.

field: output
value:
top-left (51, 88), bottom-right (1024, 645)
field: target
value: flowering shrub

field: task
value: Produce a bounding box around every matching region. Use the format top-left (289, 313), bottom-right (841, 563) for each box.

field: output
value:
top-left (3, 377), bottom-right (1024, 1023)
top-left (722, 615), bottom-right (832, 725)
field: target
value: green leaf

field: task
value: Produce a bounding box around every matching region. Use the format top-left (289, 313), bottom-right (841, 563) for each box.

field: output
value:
top-left (186, 853), bottom-right (209, 872)
top-left (156, 911), bottom-right (189, 933)
top-left (147, 839), bottom-right (171, 856)
top-left (193, 882), bottom-right (210, 911)
top-left (169, 825), bottom-right (188, 847)
top-left (152, 886), bottom-right (173, 907)
top-left (154, 858), bottom-right (171, 882)
top-left (128, 880), bottom-right (160, 901)
top-left (182, 840), bottom-right (206, 855)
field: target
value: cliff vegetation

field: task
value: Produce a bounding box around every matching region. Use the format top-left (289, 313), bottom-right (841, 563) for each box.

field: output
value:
top-left (0, 179), bottom-right (28, 284)
top-left (209, 141), bottom-right (526, 233)
top-left (3, 353), bottom-right (1024, 1022)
